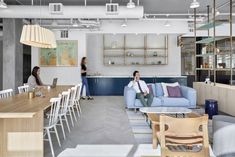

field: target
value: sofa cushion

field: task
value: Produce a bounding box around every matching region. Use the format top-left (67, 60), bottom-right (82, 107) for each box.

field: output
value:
top-left (147, 84), bottom-right (156, 97)
top-left (134, 97), bottom-right (161, 107)
top-left (161, 97), bottom-right (190, 107)
top-left (167, 86), bottom-right (182, 97)
top-left (161, 82), bottom-right (180, 97)
top-left (155, 83), bottom-right (164, 97)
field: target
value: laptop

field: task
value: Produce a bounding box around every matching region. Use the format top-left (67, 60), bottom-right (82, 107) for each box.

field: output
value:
top-left (51, 78), bottom-right (58, 88)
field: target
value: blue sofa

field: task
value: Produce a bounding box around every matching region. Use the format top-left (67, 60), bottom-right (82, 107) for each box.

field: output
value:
top-left (124, 83), bottom-right (196, 109)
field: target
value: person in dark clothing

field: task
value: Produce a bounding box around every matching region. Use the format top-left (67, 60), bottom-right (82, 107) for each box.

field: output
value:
top-left (80, 57), bottom-right (93, 100)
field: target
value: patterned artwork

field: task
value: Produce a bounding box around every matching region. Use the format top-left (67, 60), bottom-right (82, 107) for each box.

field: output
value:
top-left (40, 40), bottom-right (78, 66)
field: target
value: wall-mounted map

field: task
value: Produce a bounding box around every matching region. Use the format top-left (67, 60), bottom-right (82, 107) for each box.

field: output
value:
top-left (40, 40), bottom-right (78, 66)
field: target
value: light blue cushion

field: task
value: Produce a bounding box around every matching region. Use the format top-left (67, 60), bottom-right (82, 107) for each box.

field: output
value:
top-left (161, 97), bottom-right (190, 107)
top-left (155, 83), bottom-right (164, 97)
top-left (134, 97), bottom-right (161, 107)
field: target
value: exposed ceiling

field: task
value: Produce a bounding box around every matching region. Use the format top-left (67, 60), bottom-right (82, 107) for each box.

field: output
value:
top-left (0, 0), bottom-right (234, 32)
top-left (5, 0), bottom-right (234, 14)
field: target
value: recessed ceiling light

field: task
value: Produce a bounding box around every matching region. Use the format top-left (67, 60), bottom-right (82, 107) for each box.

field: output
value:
top-left (0, 0), bottom-right (7, 9)
top-left (127, 0), bottom-right (135, 9)
top-left (190, 0), bottom-right (200, 9)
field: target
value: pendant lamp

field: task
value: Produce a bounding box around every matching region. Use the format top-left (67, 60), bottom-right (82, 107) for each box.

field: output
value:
top-left (20, 25), bottom-right (57, 48)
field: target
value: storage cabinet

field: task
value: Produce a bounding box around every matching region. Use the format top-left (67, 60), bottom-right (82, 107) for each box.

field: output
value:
top-left (87, 76), bottom-right (187, 96)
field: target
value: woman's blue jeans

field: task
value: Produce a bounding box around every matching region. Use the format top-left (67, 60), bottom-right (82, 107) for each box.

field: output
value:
top-left (81, 76), bottom-right (91, 96)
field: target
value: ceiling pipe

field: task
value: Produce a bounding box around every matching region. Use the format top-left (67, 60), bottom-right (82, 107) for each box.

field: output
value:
top-left (0, 5), bottom-right (143, 19)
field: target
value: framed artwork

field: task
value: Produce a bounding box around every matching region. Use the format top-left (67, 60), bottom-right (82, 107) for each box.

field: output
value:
top-left (40, 40), bottom-right (78, 66)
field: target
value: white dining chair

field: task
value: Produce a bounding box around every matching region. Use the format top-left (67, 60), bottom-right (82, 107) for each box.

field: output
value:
top-left (0, 89), bottom-right (13, 99)
top-left (18, 85), bottom-right (29, 94)
top-left (57, 89), bottom-right (71, 140)
top-left (73, 83), bottom-right (82, 117)
top-left (44, 95), bottom-right (62, 157)
top-left (67, 87), bottom-right (78, 126)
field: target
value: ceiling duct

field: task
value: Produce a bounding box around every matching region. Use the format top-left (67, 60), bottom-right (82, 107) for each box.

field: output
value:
top-left (49, 3), bottom-right (63, 14)
top-left (0, 5), bottom-right (143, 19)
top-left (106, 3), bottom-right (119, 15)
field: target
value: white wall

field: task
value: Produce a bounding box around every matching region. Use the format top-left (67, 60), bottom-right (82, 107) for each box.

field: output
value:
top-left (32, 32), bottom-right (86, 85)
top-left (31, 20), bottom-right (188, 85)
top-left (87, 34), bottom-right (181, 76)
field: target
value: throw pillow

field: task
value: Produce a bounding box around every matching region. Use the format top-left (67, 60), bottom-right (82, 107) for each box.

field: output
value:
top-left (147, 84), bottom-right (154, 96)
top-left (167, 86), bottom-right (182, 97)
top-left (161, 82), bottom-right (179, 97)
top-left (155, 83), bottom-right (163, 97)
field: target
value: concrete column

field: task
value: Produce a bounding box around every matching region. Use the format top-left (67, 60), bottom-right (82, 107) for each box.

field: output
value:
top-left (0, 39), bottom-right (2, 90)
top-left (3, 19), bottom-right (23, 92)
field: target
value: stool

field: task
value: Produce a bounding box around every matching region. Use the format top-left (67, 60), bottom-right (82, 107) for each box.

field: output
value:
top-left (205, 99), bottom-right (218, 119)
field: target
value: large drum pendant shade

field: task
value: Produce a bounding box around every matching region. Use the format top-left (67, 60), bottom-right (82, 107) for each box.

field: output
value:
top-left (20, 25), bottom-right (57, 48)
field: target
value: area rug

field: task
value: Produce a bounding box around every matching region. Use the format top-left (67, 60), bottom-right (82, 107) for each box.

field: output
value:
top-left (126, 107), bottom-right (213, 144)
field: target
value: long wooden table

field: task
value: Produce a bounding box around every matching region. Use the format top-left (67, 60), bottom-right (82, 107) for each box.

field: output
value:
top-left (0, 86), bottom-right (72, 157)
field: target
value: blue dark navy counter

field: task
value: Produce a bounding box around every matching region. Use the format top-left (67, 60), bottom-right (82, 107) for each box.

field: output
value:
top-left (87, 76), bottom-right (187, 96)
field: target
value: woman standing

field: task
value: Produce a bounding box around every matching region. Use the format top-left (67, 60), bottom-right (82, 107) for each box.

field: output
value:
top-left (27, 66), bottom-right (44, 89)
top-left (80, 57), bottom-right (93, 100)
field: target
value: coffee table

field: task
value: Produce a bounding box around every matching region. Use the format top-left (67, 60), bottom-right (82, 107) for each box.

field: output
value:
top-left (140, 107), bottom-right (192, 118)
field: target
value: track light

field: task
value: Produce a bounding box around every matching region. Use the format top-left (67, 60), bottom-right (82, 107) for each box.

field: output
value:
top-left (164, 14), bottom-right (171, 27)
top-left (121, 19), bottom-right (127, 27)
top-left (0, 0), bottom-right (7, 9)
top-left (72, 19), bottom-right (79, 27)
top-left (215, 9), bottom-right (220, 16)
top-left (127, 0), bottom-right (135, 9)
top-left (190, 0), bottom-right (200, 9)
top-left (164, 21), bottom-right (171, 27)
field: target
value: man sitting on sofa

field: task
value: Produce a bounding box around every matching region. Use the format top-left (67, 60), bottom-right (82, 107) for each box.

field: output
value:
top-left (128, 71), bottom-right (153, 107)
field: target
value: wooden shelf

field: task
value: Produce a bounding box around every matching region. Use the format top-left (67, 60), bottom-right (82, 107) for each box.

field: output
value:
top-left (104, 55), bottom-right (124, 58)
top-left (103, 34), bottom-right (168, 66)
top-left (197, 20), bottom-right (226, 30)
top-left (196, 37), bottom-right (228, 44)
top-left (215, 68), bottom-right (235, 71)
top-left (196, 68), bottom-right (213, 71)
top-left (146, 48), bottom-right (167, 50)
top-left (125, 48), bottom-right (145, 50)
top-left (104, 48), bottom-right (124, 51)
top-left (196, 53), bottom-right (214, 57)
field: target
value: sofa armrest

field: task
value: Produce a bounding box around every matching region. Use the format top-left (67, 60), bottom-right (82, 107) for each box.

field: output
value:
top-left (124, 86), bottom-right (136, 108)
top-left (212, 115), bottom-right (235, 156)
top-left (180, 86), bottom-right (196, 108)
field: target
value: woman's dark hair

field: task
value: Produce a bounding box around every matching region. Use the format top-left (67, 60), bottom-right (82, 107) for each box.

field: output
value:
top-left (133, 71), bottom-right (139, 77)
top-left (32, 66), bottom-right (41, 85)
top-left (81, 57), bottom-right (86, 66)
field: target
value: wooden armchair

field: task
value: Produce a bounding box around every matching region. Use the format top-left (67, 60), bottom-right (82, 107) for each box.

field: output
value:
top-left (159, 114), bottom-right (209, 157)
top-left (147, 113), bottom-right (160, 149)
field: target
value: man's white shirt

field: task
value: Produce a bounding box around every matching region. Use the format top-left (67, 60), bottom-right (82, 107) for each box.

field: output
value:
top-left (128, 80), bottom-right (149, 94)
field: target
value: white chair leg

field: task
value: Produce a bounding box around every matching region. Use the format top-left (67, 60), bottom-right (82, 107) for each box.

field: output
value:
top-left (76, 100), bottom-right (82, 114)
top-left (54, 126), bottom-right (61, 147)
top-left (59, 116), bottom-right (66, 140)
top-left (46, 128), bottom-right (55, 157)
top-left (75, 101), bottom-right (81, 118)
top-left (68, 109), bottom-right (74, 127)
top-left (64, 115), bottom-right (71, 132)
top-left (71, 106), bottom-right (78, 122)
